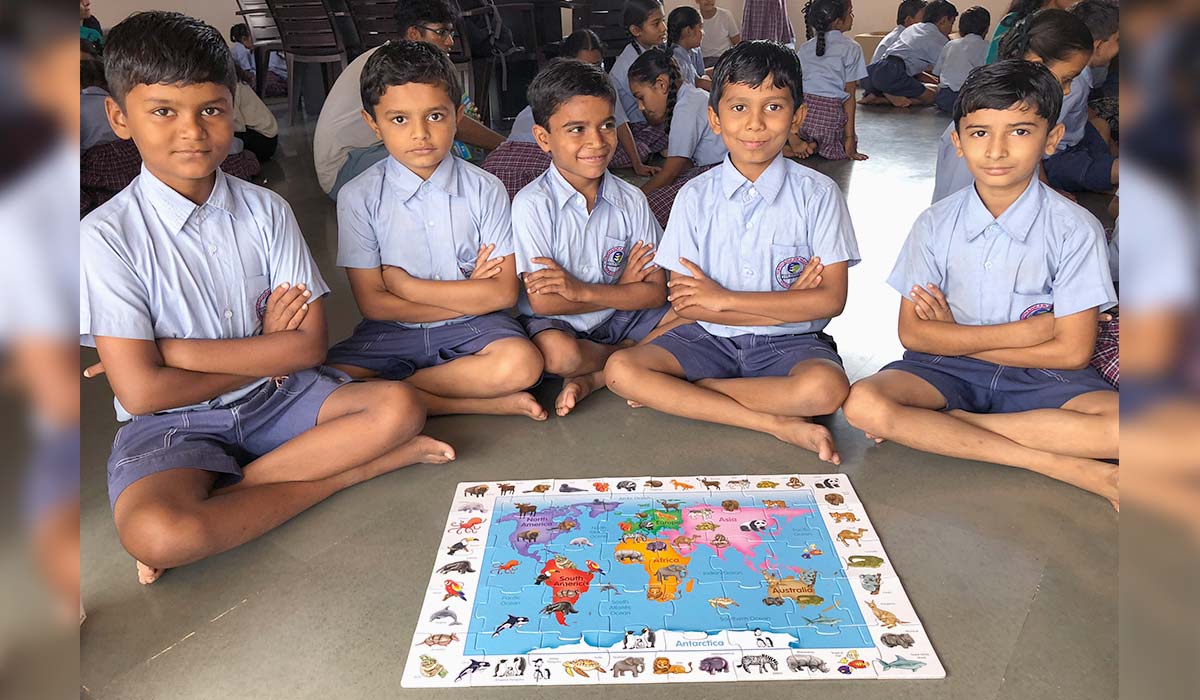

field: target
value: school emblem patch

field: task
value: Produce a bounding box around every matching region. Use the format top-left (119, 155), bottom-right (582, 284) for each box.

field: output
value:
top-left (775, 256), bottom-right (809, 288)
top-left (603, 245), bottom-right (626, 277)
top-left (1020, 302), bottom-right (1053, 319)
top-left (255, 287), bottom-right (272, 320)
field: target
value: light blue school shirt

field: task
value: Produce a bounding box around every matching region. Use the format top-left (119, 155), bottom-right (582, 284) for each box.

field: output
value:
top-left (512, 164), bottom-right (663, 332)
top-left (871, 25), bottom-right (905, 63)
top-left (889, 176), bottom-right (1116, 326)
top-left (882, 22), bottom-right (949, 76)
top-left (1120, 161), bottom-right (1197, 312)
top-left (655, 154), bottom-right (861, 337)
top-left (666, 82), bottom-right (727, 166)
top-left (934, 34), bottom-right (987, 92)
top-left (673, 44), bottom-right (706, 86)
top-left (1056, 65), bottom-right (1093, 151)
top-left (80, 166), bottom-right (330, 421)
top-left (336, 154), bottom-right (513, 329)
top-left (80, 86), bottom-right (118, 151)
top-left (231, 42), bottom-right (255, 73)
top-left (798, 31), bottom-right (869, 100)
top-left (610, 43), bottom-right (648, 124)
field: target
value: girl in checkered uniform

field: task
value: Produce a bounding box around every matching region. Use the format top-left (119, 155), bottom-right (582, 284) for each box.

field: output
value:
top-left (794, 0), bottom-right (869, 160)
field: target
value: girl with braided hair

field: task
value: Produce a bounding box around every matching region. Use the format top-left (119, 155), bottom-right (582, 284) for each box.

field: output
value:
top-left (667, 6), bottom-right (712, 90)
top-left (628, 46), bottom-right (728, 227)
top-left (609, 0), bottom-right (671, 157)
top-left (932, 8), bottom-right (1094, 201)
top-left (986, 0), bottom-right (1075, 64)
top-left (794, 0), bottom-right (868, 160)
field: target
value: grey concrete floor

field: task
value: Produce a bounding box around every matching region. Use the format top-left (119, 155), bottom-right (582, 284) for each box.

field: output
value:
top-left (80, 103), bottom-right (1117, 699)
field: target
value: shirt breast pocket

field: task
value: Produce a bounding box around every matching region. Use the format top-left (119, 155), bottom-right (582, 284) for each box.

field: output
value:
top-left (1010, 291), bottom-right (1055, 322)
top-left (770, 243), bottom-right (812, 291)
top-left (245, 274), bottom-right (271, 327)
top-left (600, 236), bottom-right (628, 281)
top-left (455, 244), bottom-right (478, 280)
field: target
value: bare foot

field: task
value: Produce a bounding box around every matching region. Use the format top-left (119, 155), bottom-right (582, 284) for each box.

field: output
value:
top-left (884, 94), bottom-right (913, 108)
top-left (771, 418), bottom-right (841, 465)
top-left (556, 372), bottom-right (603, 417)
top-left (424, 392), bottom-right (548, 420)
top-left (400, 435), bottom-right (457, 464)
top-left (136, 560), bottom-right (164, 585)
top-left (858, 94), bottom-right (887, 105)
top-left (866, 433), bottom-right (886, 444)
top-left (626, 400), bottom-right (645, 409)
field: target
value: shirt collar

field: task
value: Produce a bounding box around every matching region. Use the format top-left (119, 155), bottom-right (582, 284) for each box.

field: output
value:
top-left (719, 153), bottom-right (787, 203)
top-left (963, 175), bottom-right (1041, 242)
top-left (136, 164), bottom-right (235, 235)
top-left (545, 162), bottom-right (617, 210)
top-left (386, 154), bottom-right (460, 202)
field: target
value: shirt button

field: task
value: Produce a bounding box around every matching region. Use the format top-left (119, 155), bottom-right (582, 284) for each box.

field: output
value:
top-left (223, 309), bottom-right (233, 319)
top-left (209, 246), bottom-right (217, 254)
top-left (427, 220), bottom-right (435, 226)
top-left (433, 274), bottom-right (442, 280)
top-left (746, 222), bottom-right (753, 229)
top-left (984, 262), bottom-right (993, 270)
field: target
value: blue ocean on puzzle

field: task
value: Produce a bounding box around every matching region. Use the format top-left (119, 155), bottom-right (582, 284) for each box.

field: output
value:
top-left (465, 491), bottom-right (874, 656)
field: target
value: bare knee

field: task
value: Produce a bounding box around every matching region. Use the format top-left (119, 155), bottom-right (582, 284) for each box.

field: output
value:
top-left (370, 381), bottom-right (426, 443)
top-left (538, 336), bottom-right (585, 377)
top-left (604, 349), bottom-right (640, 395)
top-left (489, 340), bottom-right (545, 390)
top-left (842, 381), bottom-right (896, 434)
top-left (116, 503), bottom-right (208, 569)
top-left (799, 369), bottom-right (851, 416)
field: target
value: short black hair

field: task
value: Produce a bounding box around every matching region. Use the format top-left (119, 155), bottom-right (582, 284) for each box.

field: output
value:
top-left (897, 0), bottom-right (928, 25)
top-left (528, 58), bottom-right (616, 128)
top-left (958, 6), bottom-right (991, 38)
top-left (953, 59), bottom-right (1063, 130)
top-left (359, 39), bottom-right (461, 116)
top-left (998, 8), bottom-right (1093, 64)
top-left (1070, 0), bottom-right (1119, 43)
top-left (104, 12), bottom-right (236, 108)
top-left (922, 0), bottom-right (959, 25)
top-left (230, 22), bottom-right (251, 43)
top-left (81, 58), bottom-right (107, 91)
top-left (395, 0), bottom-right (458, 36)
top-left (709, 40), bottom-right (804, 111)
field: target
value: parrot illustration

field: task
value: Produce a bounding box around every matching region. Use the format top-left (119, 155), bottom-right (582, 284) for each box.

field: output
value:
top-left (443, 579), bottom-right (466, 601)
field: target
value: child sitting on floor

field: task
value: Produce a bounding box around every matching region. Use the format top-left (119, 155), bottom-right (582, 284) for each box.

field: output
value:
top-left (629, 46), bottom-right (729, 227)
top-left (861, 0), bottom-right (958, 107)
top-left (512, 59), bottom-right (682, 416)
top-left (932, 5), bottom-right (990, 113)
top-left (872, 0), bottom-right (927, 63)
top-left (482, 29), bottom-right (659, 199)
top-left (794, 0), bottom-right (869, 160)
top-left (844, 60), bottom-right (1118, 509)
top-left (326, 41), bottom-right (547, 421)
top-left (81, 12), bottom-right (446, 585)
top-left (609, 0), bottom-right (672, 158)
top-left (605, 41), bottom-right (861, 465)
top-left (667, 6), bottom-right (712, 90)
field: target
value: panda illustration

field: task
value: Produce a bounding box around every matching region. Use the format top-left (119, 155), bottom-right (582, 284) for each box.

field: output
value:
top-left (740, 519), bottom-right (769, 532)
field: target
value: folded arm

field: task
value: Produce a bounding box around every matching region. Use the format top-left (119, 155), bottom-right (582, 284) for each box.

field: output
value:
top-left (968, 307), bottom-right (1100, 369)
top-left (347, 266), bottom-right (462, 324)
top-left (93, 336), bottom-right (258, 416)
top-left (383, 254), bottom-right (520, 316)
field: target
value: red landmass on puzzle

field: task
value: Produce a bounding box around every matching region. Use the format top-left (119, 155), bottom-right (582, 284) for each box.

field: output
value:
top-left (540, 560), bottom-right (594, 626)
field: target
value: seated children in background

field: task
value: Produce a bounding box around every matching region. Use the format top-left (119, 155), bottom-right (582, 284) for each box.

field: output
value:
top-left (483, 30), bottom-right (659, 200)
top-left (606, 41), bottom-right (861, 464)
top-left (609, 1), bottom-right (671, 156)
top-left (1041, 0), bottom-right (1119, 193)
top-left (794, 0), bottom-right (869, 160)
top-left (326, 41), bottom-right (547, 420)
top-left (698, 0), bottom-right (742, 68)
top-left (861, 0), bottom-right (958, 107)
top-left (81, 13), bottom-right (445, 585)
top-left (229, 22), bottom-right (286, 97)
top-left (629, 47), bottom-right (729, 227)
top-left (844, 60), bottom-right (1118, 509)
top-left (233, 81), bottom-right (279, 162)
top-left (872, 0), bottom-right (927, 63)
top-left (667, 6), bottom-right (712, 90)
top-left (313, 0), bottom-right (505, 201)
top-left (932, 5), bottom-right (990, 113)
top-left (80, 56), bottom-right (118, 151)
top-left (931, 8), bottom-right (1092, 202)
top-left (513, 59), bottom-right (680, 416)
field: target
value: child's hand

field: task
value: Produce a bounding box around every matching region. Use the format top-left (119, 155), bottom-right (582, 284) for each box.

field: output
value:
top-left (789, 256), bottom-right (824, 290)
top-left (910, 283), bottom-right (955, 323)
top-left (668, 258), bottom-right (730, 313)
top-left (525, 258), bottom-right (588, 302)
top-left (263, 283), bottom-right (311, 334)
top-left (82, 361), bottom-right (105, 378)
top-left (844, 135), bottom-right (868, 161)
top-left (632, 161), bottom-right (661, 177)
top-left (469, 243), bottom-right (504, 280)
top-left (380, 265), bottom-right (414, 294)
top-left (618, 241), bottom-right (658, 284)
